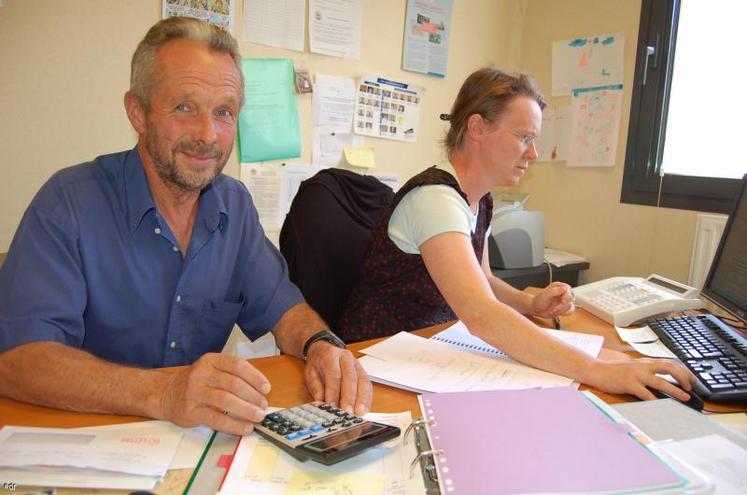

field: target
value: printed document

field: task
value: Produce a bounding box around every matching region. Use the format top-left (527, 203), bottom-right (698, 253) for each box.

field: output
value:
top-left (309, 0), bottom-right (362, 59)
top-left (242, 0), bottom-right (304, 51)
top-left (359, 331), bottom-right (575, 393)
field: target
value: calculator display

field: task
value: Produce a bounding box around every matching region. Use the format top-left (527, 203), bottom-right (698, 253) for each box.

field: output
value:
top-left (302, 422), bottom-right (391, 453)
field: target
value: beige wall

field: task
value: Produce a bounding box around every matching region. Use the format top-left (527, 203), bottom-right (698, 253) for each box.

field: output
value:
top-left (0, 0), bottom-right (701, 284)
top-left (515, 0), bottom-right (700, 283)
top-left (0, 0), bottom-right (526, 252)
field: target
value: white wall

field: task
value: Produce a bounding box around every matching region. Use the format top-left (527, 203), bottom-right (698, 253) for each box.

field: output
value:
top-left (0, 0), bottom-right (527, 252)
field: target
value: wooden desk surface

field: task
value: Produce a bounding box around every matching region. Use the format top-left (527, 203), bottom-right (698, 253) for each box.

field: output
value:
top-left (1, 301), bottom-right (745, 493)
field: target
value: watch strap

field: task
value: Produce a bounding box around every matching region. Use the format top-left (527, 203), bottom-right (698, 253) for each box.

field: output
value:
top-left (302, 330), bottom-right (346, 361)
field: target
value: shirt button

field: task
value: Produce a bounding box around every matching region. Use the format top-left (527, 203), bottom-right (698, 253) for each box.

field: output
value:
top-left (175, 295), bottom-right (181, 303)
top-left (172, 246), bottom-right (179, 252)
top-left (154, 227), bottom-right (161, 234)
top-left (170, 341), bottom-right (177, 349)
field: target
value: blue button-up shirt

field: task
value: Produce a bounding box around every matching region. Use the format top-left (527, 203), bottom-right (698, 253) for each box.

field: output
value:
top-left (0, 148), bottom-right (304, 368)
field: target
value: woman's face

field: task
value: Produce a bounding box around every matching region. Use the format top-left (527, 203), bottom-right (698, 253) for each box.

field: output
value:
top-left (477, 96), bottom-right (542, 187)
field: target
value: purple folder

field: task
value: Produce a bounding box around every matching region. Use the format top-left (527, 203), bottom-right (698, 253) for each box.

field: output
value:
top-left (418, 387), bottom-right (683, 494)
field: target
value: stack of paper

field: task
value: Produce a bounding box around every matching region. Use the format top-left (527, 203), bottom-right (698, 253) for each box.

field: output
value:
top-left (0, 424), bottom-right (184, 490)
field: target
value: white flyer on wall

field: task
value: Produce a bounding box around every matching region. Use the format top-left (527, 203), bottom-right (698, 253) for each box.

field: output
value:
top-left (309, 0), bottom-right (362, 59)
top-left (162, 0), bottom-right (235, 32)
top-left (402, 0), bottom-right (454, 78)
top-left (242, 0), bottom-right (304, 51)
top-left (354, 75), bottom-right (423, 143)
top-left (312, 74), bottom-right (356, 129)
top-left (568, 84), bottom-right (623, 168)
top-left (536, 105), bottom-right (570, 162)
top-left (552, 33), bottom-right (624, 96)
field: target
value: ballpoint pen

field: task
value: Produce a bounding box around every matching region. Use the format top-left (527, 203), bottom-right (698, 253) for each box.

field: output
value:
top-left (553, 316), bottom-right (562, 330)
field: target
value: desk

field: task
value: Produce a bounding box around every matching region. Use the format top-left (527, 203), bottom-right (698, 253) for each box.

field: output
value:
top-left (492, 261), bottom-right (590, 289)
top-left (1, 299), bottom-right (744, 494)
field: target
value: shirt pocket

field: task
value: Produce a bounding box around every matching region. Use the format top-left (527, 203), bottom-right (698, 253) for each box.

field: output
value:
top-left (196, 299), bottom-right (244, 353)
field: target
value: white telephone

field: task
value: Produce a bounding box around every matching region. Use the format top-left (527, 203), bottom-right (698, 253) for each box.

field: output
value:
top-left (572, 274), bottom-right (703, 327)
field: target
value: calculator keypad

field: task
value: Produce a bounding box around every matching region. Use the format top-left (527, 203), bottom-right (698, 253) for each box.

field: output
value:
top-left (259, 403), bottom-right (364, 446)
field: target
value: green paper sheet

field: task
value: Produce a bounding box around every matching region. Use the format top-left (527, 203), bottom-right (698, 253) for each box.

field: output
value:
top-left (238, 59), bottom-right (301, 163)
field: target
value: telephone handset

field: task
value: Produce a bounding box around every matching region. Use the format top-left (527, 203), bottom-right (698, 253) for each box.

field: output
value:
top-left (572, 274), bottom-right (703, 327)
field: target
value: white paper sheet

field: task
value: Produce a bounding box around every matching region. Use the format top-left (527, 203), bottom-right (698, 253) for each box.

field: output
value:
top-left (75, 420), bottom-right (213, 470)
top-left (536, 105), bottom-right (571, 162)
top-left (430, 320), bottom-right (603, 359)
top-left (630, 340), bottom-right (678, 359)
top-left (309, 0), bottom-right (362, 59)
top-left (568, 84), bottom-right (624, 167)
top-left (359, 331), bottom-right (574, 393)
top-left (0, 466), bottom-right (159, 490)
top-left (219, 411), bottom-right (425, 495)
top-left (0, 425), bottom-right (182, 478)
top-left (312, 127), bottom-right (364, 167)
top-left (543, 247), bottom-right (588, 267)
top-left (614, 324), bottom-right (659, 344)
top-left (242, 0), bottom-right (304, 51)
top-left (655, 435), bottom-right (747, 495)
top-left (312, 74), bottom-right (356, 128)
top-left (552, 33), bottom-right (624, 96)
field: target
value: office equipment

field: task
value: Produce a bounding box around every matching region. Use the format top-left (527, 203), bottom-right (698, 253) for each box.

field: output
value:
top-left (413, 387), bottom-right (684, 495)
top-left (573, 274), bottom-right (703, 326)
top-left (643, 174), bottom-right (747, 404)
top-left (488, 199), bottom-right (544, 269)
top-left (492, 259), bottom-right (589, 289)
top-left (646, 314), bottom-right (747, 403)
top-left (254, 402), bottom-right (400, 465)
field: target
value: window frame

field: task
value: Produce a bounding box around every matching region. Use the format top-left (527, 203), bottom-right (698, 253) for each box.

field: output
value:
top-left (621, 0), bottom-right (741, 213)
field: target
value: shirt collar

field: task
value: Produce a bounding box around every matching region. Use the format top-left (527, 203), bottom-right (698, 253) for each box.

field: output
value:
top-left (125, 147), bottom-right (228, 234)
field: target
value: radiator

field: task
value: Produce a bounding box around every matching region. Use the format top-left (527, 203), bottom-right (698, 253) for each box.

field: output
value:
top-left (688, 214), bottom-right (728, 288)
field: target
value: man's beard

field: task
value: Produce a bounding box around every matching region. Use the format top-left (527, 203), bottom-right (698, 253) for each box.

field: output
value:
top-left (145, 122), bottom-right (228, 193)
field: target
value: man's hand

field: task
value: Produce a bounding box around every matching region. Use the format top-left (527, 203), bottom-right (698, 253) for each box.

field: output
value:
top-left (159, 353), bottom-right (271, 436)
top-left (303, 341), bottom-right (372, 416)
top-left (531, 281), bottom-right (575, 318)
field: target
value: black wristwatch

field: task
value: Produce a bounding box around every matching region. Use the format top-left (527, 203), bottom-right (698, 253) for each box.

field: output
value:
top-left (302, 330), bottom-right (346, 361)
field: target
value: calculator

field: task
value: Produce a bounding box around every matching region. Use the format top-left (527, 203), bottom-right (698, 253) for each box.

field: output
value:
top-left (255, 402), bottom-right (401, 465)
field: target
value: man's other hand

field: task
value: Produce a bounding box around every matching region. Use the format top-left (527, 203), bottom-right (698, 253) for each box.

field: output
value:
top-left (303, 342), bottom-right (372, 417)
top-left (160, 353), bottom-right (270, 436)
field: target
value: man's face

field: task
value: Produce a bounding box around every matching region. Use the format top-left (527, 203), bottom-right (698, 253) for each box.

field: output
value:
top-left (478, 96), bottom-right (542, 187)
top-left (142, 39), bottom-right (242, 193)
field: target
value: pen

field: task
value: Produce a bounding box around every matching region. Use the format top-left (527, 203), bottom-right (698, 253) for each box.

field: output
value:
top-left (553, 316), bottom-right (562, 330)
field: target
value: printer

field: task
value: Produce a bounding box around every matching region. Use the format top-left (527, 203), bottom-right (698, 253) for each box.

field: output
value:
top-left (488, 198), bottom-right (544, 269)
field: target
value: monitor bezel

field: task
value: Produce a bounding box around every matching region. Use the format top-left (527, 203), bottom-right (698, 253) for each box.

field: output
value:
top-left (701, 173), bottom-right (747, 324)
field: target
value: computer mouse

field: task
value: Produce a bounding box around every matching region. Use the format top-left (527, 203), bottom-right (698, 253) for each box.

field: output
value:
top-left (652, 389), bottom-right (705, 412)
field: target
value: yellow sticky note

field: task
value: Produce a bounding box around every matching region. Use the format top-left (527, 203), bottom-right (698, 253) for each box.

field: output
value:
top-left (343, 146), bottom-right (376, 169)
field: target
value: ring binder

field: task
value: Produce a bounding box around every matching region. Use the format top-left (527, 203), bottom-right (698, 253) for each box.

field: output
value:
top-left (406, 417), bottom-right (442, 494)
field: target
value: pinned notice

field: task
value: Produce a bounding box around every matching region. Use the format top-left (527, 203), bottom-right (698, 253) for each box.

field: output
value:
top-left (343, 147), bottom-right (376, 169)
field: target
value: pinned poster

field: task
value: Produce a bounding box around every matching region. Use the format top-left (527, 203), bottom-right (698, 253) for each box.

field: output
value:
top-left (343, 147), bottom-right (376, 169)
top-left (354, 75), bottom-right (423, 143)
top-left (552, 33), bottom-right (624, 96)
top-left (238, 59), bottom-right (301, 163)
top-left (402, 0), bottom-right (454, 78)
top-left (162, 0), bottom-right (235, 32)
top-left (568, 84), bottom-right (623, 168)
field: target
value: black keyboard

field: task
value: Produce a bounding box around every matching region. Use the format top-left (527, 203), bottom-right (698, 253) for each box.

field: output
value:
top-left (646, 314), bottom-right (747, 403)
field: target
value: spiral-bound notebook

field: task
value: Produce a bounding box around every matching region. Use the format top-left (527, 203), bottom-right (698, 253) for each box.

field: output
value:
top-left (429, 320), bottom-right (604, 359)
top-left (412, 387), bottom-right (687, 495)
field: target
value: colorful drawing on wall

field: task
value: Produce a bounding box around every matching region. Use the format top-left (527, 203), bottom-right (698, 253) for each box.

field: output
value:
top-left (552, 33), bottom-right (624, 96)
top-left (567, 84), bottom-right (623, 168)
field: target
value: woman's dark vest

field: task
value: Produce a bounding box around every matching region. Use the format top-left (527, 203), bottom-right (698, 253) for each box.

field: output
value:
top-left (336, 167), bottom-right (493, 342)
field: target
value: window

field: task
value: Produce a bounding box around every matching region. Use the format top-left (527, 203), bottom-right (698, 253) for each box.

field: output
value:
top-left (621, 0), bottom-right (744, 213)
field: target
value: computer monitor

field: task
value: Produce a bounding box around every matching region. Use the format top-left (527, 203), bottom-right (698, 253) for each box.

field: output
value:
top-left (701, 173), bottom-right (747, 324)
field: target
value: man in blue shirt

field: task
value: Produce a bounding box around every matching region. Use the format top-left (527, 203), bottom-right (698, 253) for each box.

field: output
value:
top-left (0, 17), bottom-right (371, 436)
